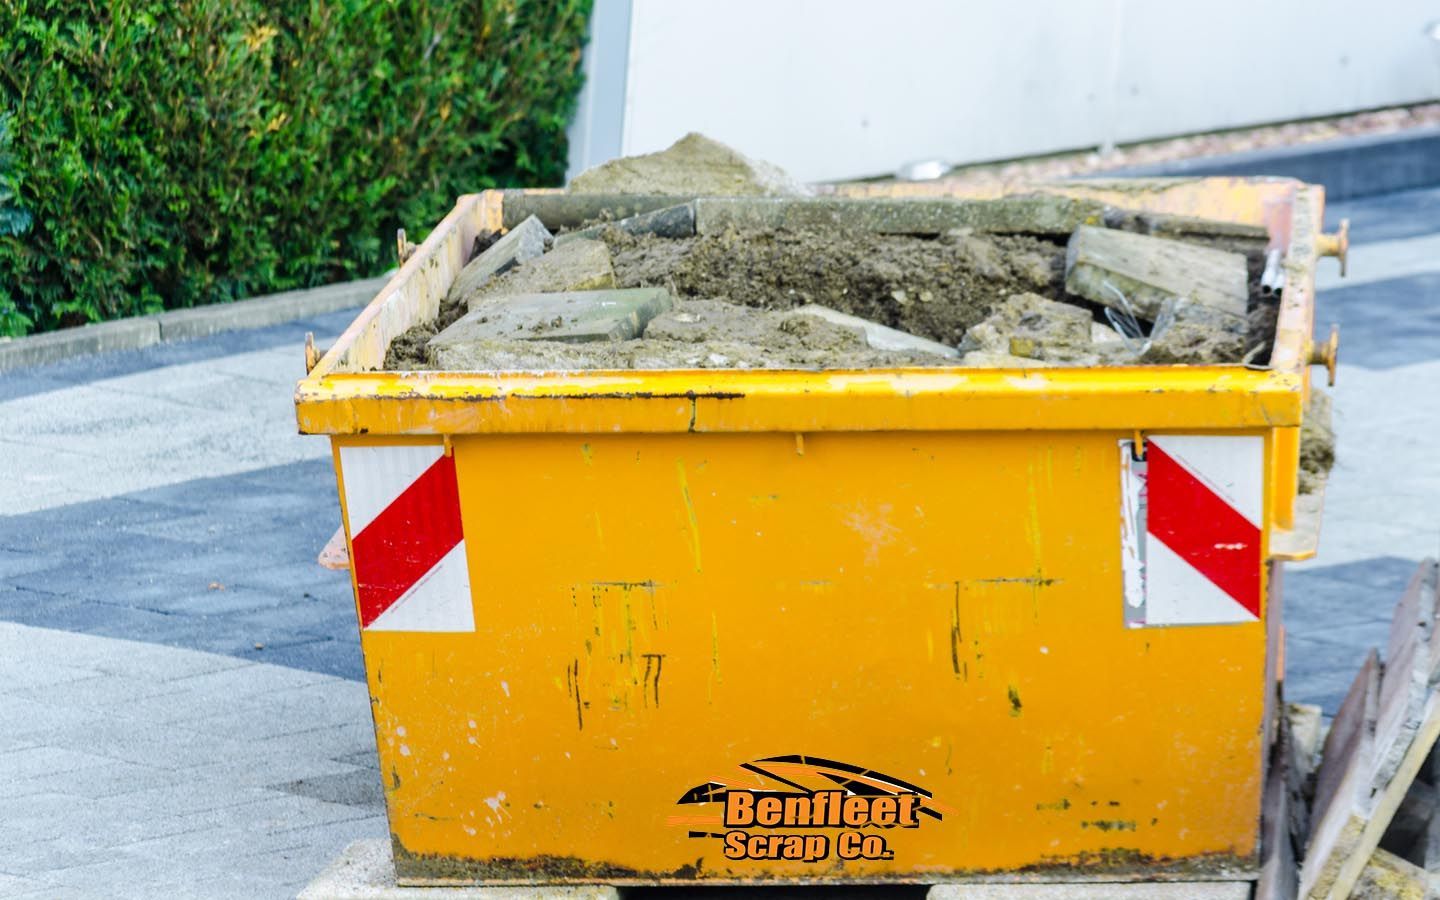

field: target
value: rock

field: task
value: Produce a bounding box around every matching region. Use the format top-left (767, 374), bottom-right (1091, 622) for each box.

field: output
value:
top-left (1140, 304), bottom-right (1247, 364)
top-left (568, 132), bottom-right (811, 197)
top-left (695, 194), bottom-right (1108, 236)
top-left (429, 288), bottom-right (674, 363)
top-left (463, 239), bottom-right (616, 309)
top-left (962, 292), bottom-right (1096, 363)
top-left (554, 203), bottom-right (696, 247)
top-left (1065, 225), bottom-right (1249, 321)
top-left (446, 215), bottom-right (550, 302)
top-left (792, 305), bottom-right (958, 358)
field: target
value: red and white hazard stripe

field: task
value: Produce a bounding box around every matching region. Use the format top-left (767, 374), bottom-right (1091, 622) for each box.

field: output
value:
top-left (1120, 434), bottom-right (1263, 627)
top-left (338, 444), bottom-right (474, 633)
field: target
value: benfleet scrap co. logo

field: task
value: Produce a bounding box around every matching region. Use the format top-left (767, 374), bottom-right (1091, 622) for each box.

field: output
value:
top-left (669, 754), bottom-right (943, 863)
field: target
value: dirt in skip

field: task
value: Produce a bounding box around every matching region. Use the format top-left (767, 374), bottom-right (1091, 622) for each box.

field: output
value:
top-left (605, 226), bottom-right (1062, 346)
top-left (384, 225), bottom-right (1275, 371)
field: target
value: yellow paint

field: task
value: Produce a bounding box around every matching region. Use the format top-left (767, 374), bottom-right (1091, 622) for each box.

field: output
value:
top-left (345, 429), bottom-right (1268, 882)
top-left (675, 459), bottom-right (702, 573)
top-left (300, 178), bottom-right (1331, 884)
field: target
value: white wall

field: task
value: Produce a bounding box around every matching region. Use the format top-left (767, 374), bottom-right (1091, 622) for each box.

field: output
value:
top-left (567, 0), bottom-right (1440, 183)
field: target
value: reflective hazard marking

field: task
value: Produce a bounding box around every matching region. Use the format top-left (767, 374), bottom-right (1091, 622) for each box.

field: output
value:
top-left (338, 444), bottom-right (475, 633)
top-left (1120, 435), bottom-right (1263, 627)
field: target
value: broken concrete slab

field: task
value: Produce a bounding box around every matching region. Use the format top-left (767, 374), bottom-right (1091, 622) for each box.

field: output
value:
top-left (432, 288), bottom-right (673, 353)
top-left (501, 193), bottom-right (686, 231)
top-left (1065, 225), bottom-right (1249, 321)
top-left (792, 305), bottom-right (958, 358)
top-left (696, 195), bottom-right (1109, 236)
top-left (448, 215), bottom-right (551, 301)
top-left (554, 203), bottom-right (696, 247)
top-left (568, 132), bottom-right (811, 197)
top-left (464, 239), bottom-right (616, 309)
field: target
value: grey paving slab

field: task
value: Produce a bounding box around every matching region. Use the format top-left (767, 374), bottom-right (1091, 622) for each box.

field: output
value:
top-left (1325, 184), bottom-right (1440, 245)
top-left (0, 457), bottom-right (363, 679)
top-left (0, 623), bottom-right (385, 898)
top-left (1311, 273), bottom-right (1440, 369)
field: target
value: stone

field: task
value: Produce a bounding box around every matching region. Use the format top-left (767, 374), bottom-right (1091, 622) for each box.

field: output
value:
top-left (446, 215), bottom-right (551, 302)
top-left (553, 203), bottom-right (696, 246)
top-left (792, 305), bottom-right (959, 358)
top-left (464, 239), bottom-right (616, 309)
top-left (1140, 306), bottom-right (1247, 365)
top-left (1065, 225), bottom-right (1249, 322)
top-left (567, 132), bottom-right (811, 197)
top-left (962, 292), bottom-right (1096, 363)
top-left (429, 289), bottom-right (674, 362)
top-left (696, 194), bottom-right (1108, 236)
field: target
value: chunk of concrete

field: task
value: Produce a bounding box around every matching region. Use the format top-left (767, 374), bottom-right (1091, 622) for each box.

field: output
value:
top-left (962, 292), bottom-right (1095, 363)
top-left (554, 203), bottom-right (696, 246)
top-left (447, 215), bottom-right (551, 301)
top-left (793, 305), bottom-right (958, 358)
top-left (432, 289), bottom-right (674, 355)
top-left (696, 195), bottom-right (1109, 236)
top-left (465, 239), bottom-right (616, 309)
top-left (501, 193), bottom-right (685, 231)
top-left (568, 132), bottom-right (811, 197)
top-left (1065, 225), bottom-right (1248, 321)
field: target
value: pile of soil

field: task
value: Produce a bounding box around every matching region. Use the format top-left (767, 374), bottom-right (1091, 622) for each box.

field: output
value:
top-left (605, 226), bottom-right (1063, 344)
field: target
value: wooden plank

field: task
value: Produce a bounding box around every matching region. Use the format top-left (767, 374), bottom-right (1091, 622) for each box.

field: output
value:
top-left (1257, 707), bottom-right (1298, 900)
top-left (1299, 650), bottom-right (1378, 899)
top-left (1287, 702), bottom-right (1324, 851)
top-left (1303, 562), bottom-right (1440, 898)
top-left (1374, 562), bottom-right (1439, 788)
top-left (1064, 225), bottom-right (1249, 321)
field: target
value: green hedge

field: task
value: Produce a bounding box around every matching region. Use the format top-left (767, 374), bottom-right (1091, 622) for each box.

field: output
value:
top-left (0, 0), bottom-right (591, 336)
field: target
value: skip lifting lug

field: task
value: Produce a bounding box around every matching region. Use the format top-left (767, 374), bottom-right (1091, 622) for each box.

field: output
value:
top-left (304, 332), bottom-right (321, 374)
top-left (1317, 218), bottom-right (1349, 277)
top-left (397, 228), bottom-right (418, 265)
top-left (1310, 324), bottom-right (1340, 387)
top-left (1131, 431), bottom-right (1146, 462)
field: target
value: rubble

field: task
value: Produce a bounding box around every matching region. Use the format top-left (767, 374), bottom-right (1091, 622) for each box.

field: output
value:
top-left (463, 238), bottom-right (616, 308)
top-left (432, 288), bottom-right (674, 354)
top-left (447, 215), bottom-right (550, 301)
